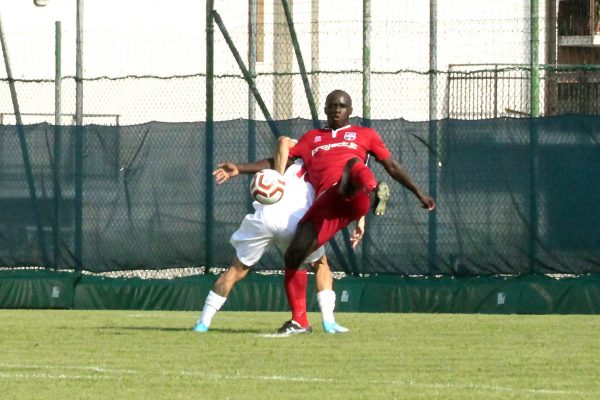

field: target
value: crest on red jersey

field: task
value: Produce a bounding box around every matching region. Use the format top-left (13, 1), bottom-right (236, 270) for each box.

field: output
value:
top-left (344, 132), bottom-right (356, 140)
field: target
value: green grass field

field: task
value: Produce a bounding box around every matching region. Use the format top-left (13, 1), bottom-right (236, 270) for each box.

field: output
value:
top-left (1, 310), bottom-right (599, 399)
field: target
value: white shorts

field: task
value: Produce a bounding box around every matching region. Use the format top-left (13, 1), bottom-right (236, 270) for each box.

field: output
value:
top-left (230, 210), bottom-right (325, 267)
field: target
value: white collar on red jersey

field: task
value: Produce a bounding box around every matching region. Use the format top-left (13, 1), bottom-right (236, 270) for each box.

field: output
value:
top-left (327, 124), bottom-right (351, 138)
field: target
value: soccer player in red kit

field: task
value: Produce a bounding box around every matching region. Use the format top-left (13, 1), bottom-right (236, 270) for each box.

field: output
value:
top-left (276, 89), bottom-right (436, 334)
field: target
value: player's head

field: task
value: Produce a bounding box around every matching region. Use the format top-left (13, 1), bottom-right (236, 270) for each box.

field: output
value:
top-left (324, 90), bottom-right (352, 129)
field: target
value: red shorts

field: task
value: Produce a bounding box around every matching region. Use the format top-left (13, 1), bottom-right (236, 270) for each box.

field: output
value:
top-left (299, 187), bottom-right (371, 247)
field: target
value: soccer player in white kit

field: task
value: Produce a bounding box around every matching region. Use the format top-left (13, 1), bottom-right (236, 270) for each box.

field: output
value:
top-left (194, 145), bottom-right (361, 334)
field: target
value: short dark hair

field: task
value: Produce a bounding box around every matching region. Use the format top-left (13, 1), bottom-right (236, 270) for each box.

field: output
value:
top-left (326, 90), bottom-right (352, 106)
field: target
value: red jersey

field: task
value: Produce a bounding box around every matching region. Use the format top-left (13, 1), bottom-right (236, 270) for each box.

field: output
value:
top-left (289, 125), bottom-right (391, 195)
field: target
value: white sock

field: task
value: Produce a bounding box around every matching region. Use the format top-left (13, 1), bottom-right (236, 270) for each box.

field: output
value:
top-left (198, 290), bottom-right (227, 327)
top-left (317, 289), bottom-right (336, 324)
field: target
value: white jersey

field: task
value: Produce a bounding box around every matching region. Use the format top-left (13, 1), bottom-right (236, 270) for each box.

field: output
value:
top-left (230, 160), bottom-right (324, 267)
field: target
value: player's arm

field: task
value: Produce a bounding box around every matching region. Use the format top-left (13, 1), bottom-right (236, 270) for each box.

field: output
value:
top-left (213, 158), bottom-right (274, 184)
top-left (274, 136), bottom-right (297, 174)
top-left (349, 216), bottom-right (365, 249)
top-left (378, 157), bottom-right (436, 210)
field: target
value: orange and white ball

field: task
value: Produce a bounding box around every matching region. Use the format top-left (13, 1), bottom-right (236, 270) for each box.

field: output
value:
top-left (249, 169), bottom-right (285, 205)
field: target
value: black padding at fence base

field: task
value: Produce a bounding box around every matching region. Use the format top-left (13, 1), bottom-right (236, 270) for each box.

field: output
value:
top-left (2, 270), bottom-right (600, 314)
top-left (0, 270), bottom-right (77, 309)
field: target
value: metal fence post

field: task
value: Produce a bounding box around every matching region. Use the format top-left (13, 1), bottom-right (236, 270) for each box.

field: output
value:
top-left (529, 0), bottom-right (540, 272)
top-left (428, 0), bottom-right (439, 273)
top-left (0, 14), bottom-right (50, 266)
top-left (205, 0), bottom-right (215, 271)
top-left (53, 20), bottom-right (62, 268)
top-left (74, 0), bottom-right (84, 269)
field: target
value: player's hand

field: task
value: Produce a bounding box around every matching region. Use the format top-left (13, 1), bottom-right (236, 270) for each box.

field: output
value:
top-left (350, 217), bottom-right (366, 249)
top-left (213, 163), bottom-right (239, 184)
top-left (420, 195), bottom-right (436, 211)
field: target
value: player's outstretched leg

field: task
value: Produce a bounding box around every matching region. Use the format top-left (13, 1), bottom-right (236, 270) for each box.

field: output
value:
top-left (338, 158), bottom-right (378, 197)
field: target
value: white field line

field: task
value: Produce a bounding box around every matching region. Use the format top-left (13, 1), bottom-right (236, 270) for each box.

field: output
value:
top-left (384, 380), bottom-right (594, 397)
top-left (125, 313), bottom-right (182, 318)
top-left (0, 363), bottom-right (137, 374)
top-left (0, 363), bottom-right (597, 396)
top-left (178, 371), bottom-right (334, 383)
top-left (256, 333), bottom-right (293, 338)
top-left (0, 372), bottom-right (112, 380)
top-left (0, 363), bottom-right (331, 383)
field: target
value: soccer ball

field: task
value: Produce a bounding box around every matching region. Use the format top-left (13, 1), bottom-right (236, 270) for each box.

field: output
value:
top-left (249, 169), bottom-right (285, 205)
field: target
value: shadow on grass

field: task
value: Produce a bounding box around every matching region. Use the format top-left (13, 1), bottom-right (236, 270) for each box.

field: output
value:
top-left (80, 326), bottom-right (265, 334)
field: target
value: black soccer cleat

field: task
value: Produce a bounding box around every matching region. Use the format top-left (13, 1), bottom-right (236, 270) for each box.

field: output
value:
top-left (276, 319), bottom-right (313, 335)
top-left (372, 181), bottom-right (390, 216)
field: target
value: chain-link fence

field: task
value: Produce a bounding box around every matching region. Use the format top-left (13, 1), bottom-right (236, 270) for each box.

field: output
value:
top-left (0, 116), bottom-right (598, 275)
top-left (3, 66), bottom-right (600, 126)
top-left (4, 0), bottom-right (599, 124)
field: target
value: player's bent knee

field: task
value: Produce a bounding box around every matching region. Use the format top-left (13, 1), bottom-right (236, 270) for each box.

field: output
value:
top-left (222, 262), bottom-right (250, 283)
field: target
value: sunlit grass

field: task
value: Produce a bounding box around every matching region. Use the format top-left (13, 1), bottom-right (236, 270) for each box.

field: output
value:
top-left (1, 310), bottom-right (599, 399)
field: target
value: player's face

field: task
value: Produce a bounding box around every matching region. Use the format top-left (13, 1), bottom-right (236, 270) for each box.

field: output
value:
top-left (324, 93), bottom-right (352, 129)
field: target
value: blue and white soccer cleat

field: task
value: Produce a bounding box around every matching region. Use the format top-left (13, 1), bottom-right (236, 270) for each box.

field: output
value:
top-left (322, 321), bottom-right (349, 334)
top-left (193, 322), bottom-right (209, 333)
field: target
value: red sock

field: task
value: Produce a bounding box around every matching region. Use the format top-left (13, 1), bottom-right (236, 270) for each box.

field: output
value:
top-left (284, 268), bottom-right (309, 327)
top-left (350, 161), bottom-right (377, 192)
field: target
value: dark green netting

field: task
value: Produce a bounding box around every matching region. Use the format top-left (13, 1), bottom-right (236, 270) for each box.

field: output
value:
top-left (0, 116), bottom-right (598, 275)
top-left (4, 270), bottom-right (600, 313)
